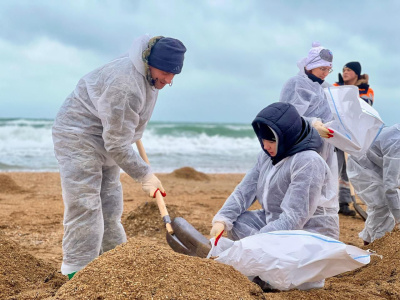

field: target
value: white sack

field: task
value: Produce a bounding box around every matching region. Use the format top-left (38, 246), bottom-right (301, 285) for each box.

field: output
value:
top-left (323, 85), bottom-right (384, 158)
top-left (208, 230), bottom-right (371, 291)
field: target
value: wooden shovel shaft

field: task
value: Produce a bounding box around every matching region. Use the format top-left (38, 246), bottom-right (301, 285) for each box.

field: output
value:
top-left (135, 140), bottom-right (174, 234)
top-left (136, 140), bottom-right (149, 164)
top-left (344, 152), bottom-right (368, 221)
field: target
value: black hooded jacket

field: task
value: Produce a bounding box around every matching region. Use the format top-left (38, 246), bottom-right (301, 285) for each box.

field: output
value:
top-left (252, 102), bottom-right (322, 165)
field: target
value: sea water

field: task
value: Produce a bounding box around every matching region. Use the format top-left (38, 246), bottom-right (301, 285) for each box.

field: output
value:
top-left (0, 118), bottom-right (260, 173)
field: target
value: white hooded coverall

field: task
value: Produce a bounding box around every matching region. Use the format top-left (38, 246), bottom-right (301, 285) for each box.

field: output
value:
top-left (279, 58), bottom-right (339, 202)
top-left (347, 125), bottom-right (400, 243)
top-left (52, 35), bottom-right (157, 275)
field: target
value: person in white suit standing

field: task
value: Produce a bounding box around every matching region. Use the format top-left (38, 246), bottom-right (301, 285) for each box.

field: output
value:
top-left (52, 34), bottom-right (186, 279)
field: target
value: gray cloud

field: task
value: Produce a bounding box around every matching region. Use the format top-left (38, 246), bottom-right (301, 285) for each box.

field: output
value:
top-left (0, 0), bottom-right (399, 125)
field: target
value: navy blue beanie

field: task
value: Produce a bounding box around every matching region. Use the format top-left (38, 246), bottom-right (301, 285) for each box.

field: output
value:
top-left (148, 37), bottom-right (186, 74)
top-left (344, 61), bottom-right (361, 76)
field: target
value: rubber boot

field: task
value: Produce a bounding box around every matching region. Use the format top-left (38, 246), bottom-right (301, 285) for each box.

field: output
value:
top-left (339, 203), bottom-right (356, 217)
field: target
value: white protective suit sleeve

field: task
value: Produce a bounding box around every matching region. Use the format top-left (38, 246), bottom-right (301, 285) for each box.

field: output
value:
top-left (258, 153), bottom-right (326, 233)
top-left (280, 78), bottom-right (316, 116)
top-left (213, 151), bottom-right (330, 234)
top-left (212, 154), bottom-right (261, 231)
top-left (97, 77), bottom-right (154, 182)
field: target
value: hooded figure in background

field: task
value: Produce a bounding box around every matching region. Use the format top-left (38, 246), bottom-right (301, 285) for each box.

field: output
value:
top-left (347, 124), bottom-right (400, 245)
top-left (279, 41), bottom-right (339, 214)
top-left (52, 34), bottom-right (186, 278)
top-left (210, 102), bottom-right (339, 244)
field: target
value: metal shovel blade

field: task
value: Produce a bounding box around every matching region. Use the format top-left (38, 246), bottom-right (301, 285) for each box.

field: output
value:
top-left (166, 217), bottom-right (211, 258)
top-left (166, 231), bottom-right (192, 256)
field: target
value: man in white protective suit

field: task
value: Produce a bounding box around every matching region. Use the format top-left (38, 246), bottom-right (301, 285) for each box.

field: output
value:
top-left (52, 35), bottom-right (186, 279)
top-left (210, 102), bottom-right (339, 290)
top-left (347, 124), bottom-right (400, 245)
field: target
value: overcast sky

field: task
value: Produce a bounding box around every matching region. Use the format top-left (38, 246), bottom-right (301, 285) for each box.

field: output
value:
top-left (1, 0), bottom-right (399, 125)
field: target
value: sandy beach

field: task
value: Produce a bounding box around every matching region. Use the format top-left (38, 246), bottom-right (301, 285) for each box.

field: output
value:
top-left (1, 169), bottom-right (399, 299)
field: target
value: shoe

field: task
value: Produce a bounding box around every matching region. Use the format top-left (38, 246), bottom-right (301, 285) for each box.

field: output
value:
top-left (339, 203), bottom-right (356, 216)
top-left (252, 276), bottom-right (274, 292)
top-left (67, 271), bottom-right (77, 280)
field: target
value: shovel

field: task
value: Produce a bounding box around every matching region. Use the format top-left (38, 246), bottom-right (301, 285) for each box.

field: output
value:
top-left (135, 140), bottom-right (211, 258)
top-left (344, 153), bottom-right (368, 221)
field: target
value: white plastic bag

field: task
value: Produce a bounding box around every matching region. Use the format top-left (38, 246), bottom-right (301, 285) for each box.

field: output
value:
top-left (323, 85), bottom-right (384, 158)
top-left (207, 230), bottom-right (371, 291)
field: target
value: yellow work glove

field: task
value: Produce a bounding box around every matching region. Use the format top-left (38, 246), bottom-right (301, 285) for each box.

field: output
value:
top-left (313, 120), bottom-right (334, 138)
top-left (141, 173), bottom-right (166, 198)
top-left (210, 221), bottom-right (225, 238)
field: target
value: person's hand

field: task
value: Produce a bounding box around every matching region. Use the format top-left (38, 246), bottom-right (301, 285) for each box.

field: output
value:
top-left (141, 173), bottom-right (166, 198)
top-left (313, 120), bottom-right (334, 138)
top-left (210, 221), bottom-right (225, 238)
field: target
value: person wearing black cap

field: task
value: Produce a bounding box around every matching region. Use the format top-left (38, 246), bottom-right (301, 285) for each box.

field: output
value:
top-left (210, 102), bottom-right (339, 245)
top-left (334, 61), bottom-right (374, 106)
top-left (333, 62), bottom-right (375, 216)
top-left (52, 34), bottom-right (186, 279)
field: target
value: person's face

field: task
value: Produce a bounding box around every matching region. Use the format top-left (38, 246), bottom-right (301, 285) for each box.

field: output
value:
top-left (310, 66), bottom-right (332, 80)
top-left (262, 139), bottom-right (277, 157)
top-left (342, 67), bottom-right (358, 82)
top-left (149, 66), bottom-right (175, 90)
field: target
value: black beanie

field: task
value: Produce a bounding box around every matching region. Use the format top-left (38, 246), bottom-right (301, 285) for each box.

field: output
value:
top-left (343, 61), bottom-right (361, 76)
top-left (148, 37), bottom-right (186, 74)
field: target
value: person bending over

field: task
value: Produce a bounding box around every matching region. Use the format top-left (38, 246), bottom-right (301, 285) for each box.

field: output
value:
top-left (52, 34), bottom-right (186, 279)
top-left (347, 124), bottom-right (400, 245)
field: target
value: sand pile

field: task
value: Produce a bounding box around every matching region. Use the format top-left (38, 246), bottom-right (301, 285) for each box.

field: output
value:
top-left (123, 201), bottom-right (184, 241)
top-left (0, 231), bottom-right (66, 299)
top-left (0, 174), bottom-right (26, 194)
top-left (54, 237), bottom-right (265, 300)
top-left (171, 167), bottom-right (210, 181)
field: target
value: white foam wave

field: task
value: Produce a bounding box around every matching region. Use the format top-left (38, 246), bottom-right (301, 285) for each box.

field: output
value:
top-left (0, 120), bottom-right (260, 173)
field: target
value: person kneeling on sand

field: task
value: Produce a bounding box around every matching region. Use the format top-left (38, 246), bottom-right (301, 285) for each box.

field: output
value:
top-left (210, 102), bottom-right (339, 243)
top-left (210, 102), bottom-right (339, 290)
top-left (347, 124), bottom-right (400, 245)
